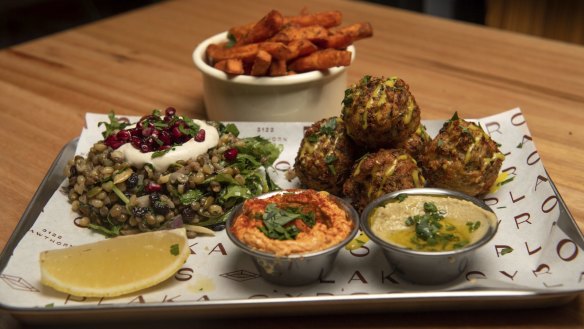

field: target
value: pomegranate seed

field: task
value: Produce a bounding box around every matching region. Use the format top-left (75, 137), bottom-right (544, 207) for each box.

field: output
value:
top-left (145, 182), bottom-right (162, 192)
top-left (171, 126), bottom-right (183, 140)
top-left (104, 135), bottom-right (117, 146)
top-left (145, 136), bottom-right (158, 148)
top-left (116, 130), bottom-right (131, 142)
top-left (159, 131), bottom-right (171, 145)
top-left (224, 148), bottom-right (238, 161)
top-left (130, 136), bottom-right (141, 148)
top-left (165, 107), bottom-right (176, 117)
top-left (104, 135), bottom-right (124, 149)
top-left (142, 126), bottom-right (155, 137)
top-left (195, 129), bottom-right (206, 142)
top-left (129, 127), bottom-right (142, 137)
top-left (140, 143), bottom-right (151, 153)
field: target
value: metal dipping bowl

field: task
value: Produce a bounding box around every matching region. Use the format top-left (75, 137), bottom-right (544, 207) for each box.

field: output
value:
top-left (361, 188), bottom-right (499, 285)
top-left (226, 190), bottom-right (359, 286)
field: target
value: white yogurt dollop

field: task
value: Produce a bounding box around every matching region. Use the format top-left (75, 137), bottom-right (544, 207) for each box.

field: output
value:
top-left (117, 119), bottom-right (220, 172)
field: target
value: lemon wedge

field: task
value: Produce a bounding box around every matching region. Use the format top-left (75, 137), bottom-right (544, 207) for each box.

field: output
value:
top-left (40, 228), bottom-right (189, 297)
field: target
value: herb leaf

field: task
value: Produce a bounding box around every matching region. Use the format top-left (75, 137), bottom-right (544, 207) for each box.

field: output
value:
top-left (170, 243), bottom-right (180, 256)
top-left (319, 118), bottom-right (337, 136)
top-left (88, 223), bottom-right (121, 237)
top-left (98, 111), bottom-right (130, 138)
top-left (236, 136), bottom-right (282, 167)
top-left (342, 88), bottom-right (353, 107)
top-left (396, 194), bottom-right (408, 202)
top-left (220, 123), bottom-right (240, 136)
top-left (466, 221), bottom-right (481, 232)
top-left (179, 189), bottom-right (204, 205)
top-left (226, 33), bottom-right (237, 48)
top-left (324, 154), bottom-right (337, 174)
top-left (151, 147), bottom-right (174, 159)
top-left (405, 202), bottom-right (471, 250)
top-left (361, 75), bottom-right (371, 84)
top-left (259, 203), bottom-right (315, 240)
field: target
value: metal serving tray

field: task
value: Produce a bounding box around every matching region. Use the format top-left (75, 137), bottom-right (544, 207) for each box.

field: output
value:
top-left (1, 132), bottom-right (583, 324)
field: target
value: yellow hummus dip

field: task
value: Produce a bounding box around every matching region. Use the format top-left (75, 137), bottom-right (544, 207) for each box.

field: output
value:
top-left (230, 190), bottom-right (354, 256)
top-left (369, 195), bottom-right (496, 252)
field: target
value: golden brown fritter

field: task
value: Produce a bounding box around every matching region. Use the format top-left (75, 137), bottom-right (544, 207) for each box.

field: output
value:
top-left (393, 123), bottom-right (431, 162)
top-left (341, 76), bottom-right (421, 150)
top-left (420, 114), bottom-right (505, 196)
top-left (343, 148), bottom-right (426, 212)
top-left (294, 117), bottom-right (358, 196)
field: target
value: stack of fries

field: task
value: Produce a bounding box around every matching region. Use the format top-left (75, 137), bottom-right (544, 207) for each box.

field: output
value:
top-left (205, 9), bottom-right (373, 77)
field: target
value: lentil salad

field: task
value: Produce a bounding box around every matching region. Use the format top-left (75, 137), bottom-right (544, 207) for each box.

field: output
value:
top-left (64, 109), bottom-right (283, 238)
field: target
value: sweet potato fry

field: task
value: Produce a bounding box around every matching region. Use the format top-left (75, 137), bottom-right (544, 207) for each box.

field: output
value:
top-left (318, 32), bottom-right (353, 49)
top-left (259, 42), bottom-right (292, 60)
top-left (269, 25), bottom-right (329, 43)
top-left (286, 39), bottom-right (318, 59)
top-left (269, 59), bottom-right (287, 76)
top-left (333, 22), bottom-right (373, 41)
top-left (214, 59), bottom-right (244, 75)
top-left (228, 22), bottom-right (255, 42)
top-left (205, 9), bottom-right (372, 77)
top-left (206, 43), bottom-right (259, 64)
top-left (251, 50), bottom-right (272, 76)
top-left (284, 10), bottom-right (342, 28)
top-left (288, 48), bottom-right (351, 72)
top-left (237, 10), bottom-right (284, 46)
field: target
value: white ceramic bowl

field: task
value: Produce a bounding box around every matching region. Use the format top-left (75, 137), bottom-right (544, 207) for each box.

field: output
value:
top-left (193, 32), bottom-right (355, 122)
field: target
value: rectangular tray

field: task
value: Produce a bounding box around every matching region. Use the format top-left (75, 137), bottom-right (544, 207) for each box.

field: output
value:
top-left (1, 135), bottom-right (583, 325)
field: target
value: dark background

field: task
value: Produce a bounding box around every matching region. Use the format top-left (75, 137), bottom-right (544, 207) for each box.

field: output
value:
top-left (0, 0), bottom-right (486, 49)
top-left (0, 0), bottom-right (583, 49)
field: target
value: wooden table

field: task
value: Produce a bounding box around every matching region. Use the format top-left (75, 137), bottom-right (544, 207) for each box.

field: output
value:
top-left (1, 0), bottom-right (583, 327)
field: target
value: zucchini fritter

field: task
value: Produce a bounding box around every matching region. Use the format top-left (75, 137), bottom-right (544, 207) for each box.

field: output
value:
top-left (341, 76), bottom-right (421, 149)
top-left (420, 114), bottom-right (505, 196)
top-left (294, 117), bottom-right (357, 196)
top-left (343, 149), bottom-right (426, 212)
top-left (393, 123), bottom-right (431, 162)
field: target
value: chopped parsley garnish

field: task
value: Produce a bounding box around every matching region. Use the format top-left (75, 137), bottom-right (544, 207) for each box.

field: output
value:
top-left (170, 243), bottom-right (180, 256)
top-left (501, 247), bottom-right (514, 255)
top-left (466, 221), bottom-right (481, 232)
top-left (179, 189), bottom-right (204, 205)
top-left (88, 223), bottom-right (121, 237)
top-left (151, 147), bottom-right (175, 159)
top-left (342, 88), bottom-right (353, 107)
top-left (405, 202), bottom-right (468, 250)
top-left (361, 75), bottom-right (371, 84)
top-left (226, 33), bottom-right (237, 48)
top-left (395, 194), bottom-right (408, 202)
top-left (220, 123), bottom-right (240, 136)
top-left (324, 154), bottom-right (337, 175)
top-left (258, 203), bottom-right (316, 240)
top-left (306, 118), bottom-right (337, 144)
top-left (98, 111), bottom-right (130, 138)
top-left (320, 118), bottom-right (337, 135)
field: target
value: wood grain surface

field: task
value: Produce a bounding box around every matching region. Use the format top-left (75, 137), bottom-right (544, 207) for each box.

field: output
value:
top-left (1, 0), bottom-right (583, 327)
